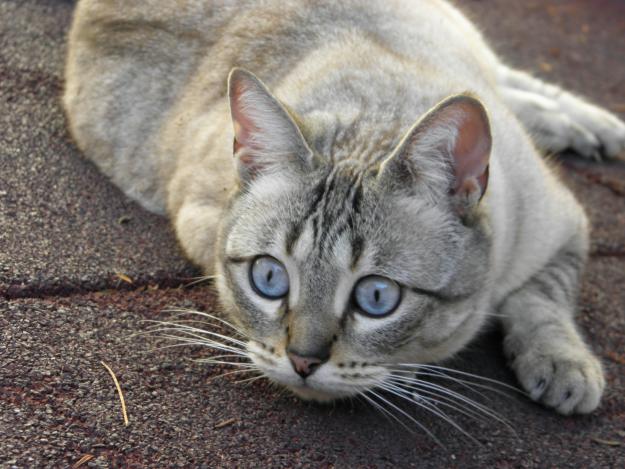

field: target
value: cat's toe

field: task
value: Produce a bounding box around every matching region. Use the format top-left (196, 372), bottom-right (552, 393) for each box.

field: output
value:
top-left (592, 120), bottom-right (625, 160)
top-left (563, 118), bottom-right (602, 159)
top-left (573, 104), bottom-right (625, 159)
top-left (510, 347), bottom-right (605, 415)
top-left (542, 364), bottom-right (591, 415)
top-left (531, 110), bottom-right (601, 159)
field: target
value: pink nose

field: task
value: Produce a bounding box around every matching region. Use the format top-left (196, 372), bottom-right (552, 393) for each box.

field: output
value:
top-left (287, 351), bottom-right (323, 379)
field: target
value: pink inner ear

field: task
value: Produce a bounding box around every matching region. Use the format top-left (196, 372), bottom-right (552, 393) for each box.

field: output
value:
top-left (231, 83), bottom-right (259, 152)
top-left (450, 101), bottom-right (491, 197)
top-left (230, 79), bottom-right (268, 178)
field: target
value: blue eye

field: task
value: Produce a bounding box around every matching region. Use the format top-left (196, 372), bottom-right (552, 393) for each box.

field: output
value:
top-left (354, 276), bottom-right (401, 317)
top-left (250, 256), bottom-right (289, 299)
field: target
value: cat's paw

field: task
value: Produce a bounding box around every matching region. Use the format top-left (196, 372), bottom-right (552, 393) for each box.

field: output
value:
top-left (504, 335), bottom-right (605, 414)
top-left (560, 96), bottom-right (625, 160)
top-left (510, 87), bottom-right (625, 160)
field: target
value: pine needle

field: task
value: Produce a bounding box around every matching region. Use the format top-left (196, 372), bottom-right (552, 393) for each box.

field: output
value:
top-left (115, 272), bottom-right (133, 284)
top-left (101, 361), bottom-right (129, 426)
top-left (72, 454), bottom-right (94, 468)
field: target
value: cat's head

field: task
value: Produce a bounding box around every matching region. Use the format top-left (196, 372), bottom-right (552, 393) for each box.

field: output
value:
top-left (215, 68), bottom-right (492, 401)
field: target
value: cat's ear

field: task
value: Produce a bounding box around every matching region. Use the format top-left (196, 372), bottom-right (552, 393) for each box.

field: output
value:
top-left (228, 68), bottom-right (314, 184)
top-left (379, 95), bottom-right (491, 215)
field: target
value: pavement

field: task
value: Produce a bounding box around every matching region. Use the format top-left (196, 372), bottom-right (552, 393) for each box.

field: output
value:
top-left (1, 0), bottom-right (624, 467)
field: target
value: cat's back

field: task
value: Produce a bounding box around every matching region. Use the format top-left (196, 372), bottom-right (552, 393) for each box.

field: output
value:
top-left (64, 0), bottom-right (495, 213)
top-left (64, 0), bottom-right (245, 212)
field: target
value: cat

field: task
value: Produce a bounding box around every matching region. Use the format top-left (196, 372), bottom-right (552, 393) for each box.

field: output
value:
top-left (63, 0), bottom-right (625, 415)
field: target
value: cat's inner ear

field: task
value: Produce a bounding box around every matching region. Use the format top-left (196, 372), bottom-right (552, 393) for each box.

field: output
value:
top-left (227, 68), bottom-right (314, 183)
top-left (381, 95), bottom-right (492, 212)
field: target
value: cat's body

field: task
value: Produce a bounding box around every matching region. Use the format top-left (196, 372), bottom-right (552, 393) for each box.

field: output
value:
top-left (64, 0), bottom-right (625, 414)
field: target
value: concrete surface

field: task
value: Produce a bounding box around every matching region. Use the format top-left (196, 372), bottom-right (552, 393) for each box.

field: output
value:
top-left (1, 0), bottom-right (624, 467)
top-left (0, 0), bottom-right (197, 298)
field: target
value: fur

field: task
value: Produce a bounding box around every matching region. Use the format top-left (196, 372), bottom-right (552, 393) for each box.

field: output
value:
top-left (64, 0), bottom-right (625, 414)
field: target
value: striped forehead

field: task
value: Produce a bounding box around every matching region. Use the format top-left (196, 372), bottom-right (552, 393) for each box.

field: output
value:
top-left (286, 161), bottom-right (367, 267)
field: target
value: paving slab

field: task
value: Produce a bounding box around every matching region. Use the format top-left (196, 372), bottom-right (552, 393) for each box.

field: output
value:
top-left (0, 0), bottom-right (197, 298)
top-left (1, 268), bottom-right (624, 468)
top-left (1, 0), bottom-right (625, 467)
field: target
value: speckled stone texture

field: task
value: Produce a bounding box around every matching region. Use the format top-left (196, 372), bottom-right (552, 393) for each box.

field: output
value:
top-left (0, 0), bottom-right (197, 297)
top-left (1, 0), bottom-right (624, 467)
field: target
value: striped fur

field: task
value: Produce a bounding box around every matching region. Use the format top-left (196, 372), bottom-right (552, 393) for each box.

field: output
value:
top-left (64, 0), bottom-right (625, 413)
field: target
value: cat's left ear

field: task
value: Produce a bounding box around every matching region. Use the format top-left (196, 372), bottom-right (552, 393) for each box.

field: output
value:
top-left (379, 95), bottom-right (491, 215)
top-left (228, 68), bottom-right (315, 184)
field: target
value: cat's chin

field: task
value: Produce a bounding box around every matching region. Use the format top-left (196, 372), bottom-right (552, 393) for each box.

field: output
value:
top-left (287, 384), bottom-right (354, 403)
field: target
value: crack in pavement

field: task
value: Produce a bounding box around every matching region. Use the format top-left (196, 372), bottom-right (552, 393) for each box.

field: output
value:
top-left (0, 274), bottom-right (207, 301)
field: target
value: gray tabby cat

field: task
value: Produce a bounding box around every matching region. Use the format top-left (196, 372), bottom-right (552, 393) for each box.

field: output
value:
top-left (64, 0), bottom-right (625, 415)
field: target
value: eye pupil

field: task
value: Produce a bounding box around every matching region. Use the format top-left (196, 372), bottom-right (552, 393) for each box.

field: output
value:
top-left (374, 289), bottom-right (380, 303)
top-left (267, 270), bottom-right (273, 282)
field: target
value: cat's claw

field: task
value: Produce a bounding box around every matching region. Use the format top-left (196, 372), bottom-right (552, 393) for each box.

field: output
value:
top-left (505, 335), bottom-right (605, 415)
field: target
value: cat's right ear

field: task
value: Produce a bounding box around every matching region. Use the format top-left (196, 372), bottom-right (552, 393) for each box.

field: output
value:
top-left (227, 68), bottom-right (315, 184)
top-left (378, 94), bottom-right (492, 216)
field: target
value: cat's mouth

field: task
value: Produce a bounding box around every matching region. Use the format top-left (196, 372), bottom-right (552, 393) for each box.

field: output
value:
top-left (246, 342), bottom-right (385, 402)
top-left (287, 383), bottom-right (356, 402)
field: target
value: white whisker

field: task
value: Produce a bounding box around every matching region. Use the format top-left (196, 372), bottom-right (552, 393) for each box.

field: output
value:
top-left (378, 381), bottom-right (480, 445)
top-left (199, 354), bottom-right (249, 361)
top-left (390, 382), bottom-right (492, 424)
top-left (359, 392), bottom-right (416, 435)
top-left (192, 358), bottom-right (257, 368)
top-left (159, 318), bottom-right (245, 336)
top-left (151, 333), bottom-right (245, 352)
top-left (235, 374), bottom-right (267, 385)
top-left (389, 374), bottom-right (497, 417)
top-left (387, 374), bottom-right (512, 431)
top-left (388, 363), bottom-right (524, 395)
top-left (142, 321), bottom-right (249, 347)
top-left (389, 368), bottom-right (492, 403)
top-left (162, 308), bottom-right (250, 339)
top-left (183, 274), bottom-right (221, 287)
top-left (142, 341), bottom-right (242, 356)
top-left (366, 389), bottom-right (442, 446)
top-left (392, 368), bottom-right (515, 400)
top-left (148, 333), bottom-right (247, 356)
top-left (206, 368), bottom-right (259, 383)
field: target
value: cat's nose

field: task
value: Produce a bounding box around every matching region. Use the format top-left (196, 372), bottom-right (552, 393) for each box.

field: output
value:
top-left (287, 350), bottom-right (325, 379)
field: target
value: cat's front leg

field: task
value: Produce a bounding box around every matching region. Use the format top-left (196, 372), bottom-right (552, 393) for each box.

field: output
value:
top-left (499, 244), bottom-right (605, 414)
top-left (168, 159), bottom-right (234, 275)
top-left (172, 199), bottom-right (223, 275)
